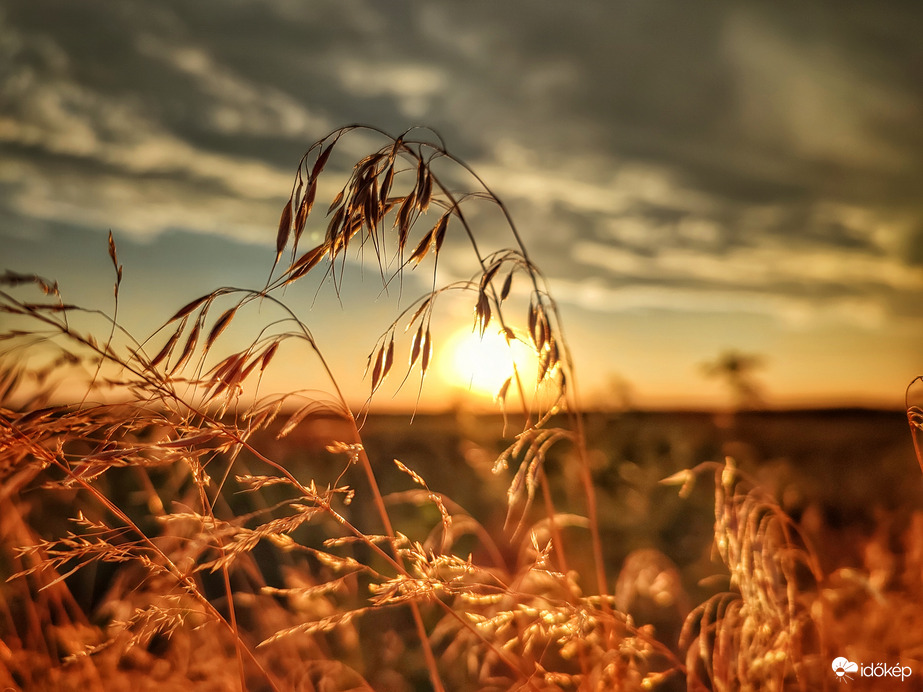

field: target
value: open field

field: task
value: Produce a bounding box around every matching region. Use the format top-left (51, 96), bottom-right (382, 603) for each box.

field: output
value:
top-left (4, 404), bottom-right (920, 690)
top-left (354, 408), bottom-right (923, 608)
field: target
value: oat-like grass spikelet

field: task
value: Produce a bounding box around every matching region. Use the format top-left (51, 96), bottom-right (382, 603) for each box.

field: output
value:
top-left (907, 376), bottom-right (923, 474)
top-left (677, 458), bottom-right (824, 690)
top-left (0, 125), bottom-right (657, 690)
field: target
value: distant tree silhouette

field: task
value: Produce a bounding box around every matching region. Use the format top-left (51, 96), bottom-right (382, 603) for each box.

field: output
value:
top-left (702, 349), bottom-right (766, 410)
top-left (605, 373), bottom-right (637, 411)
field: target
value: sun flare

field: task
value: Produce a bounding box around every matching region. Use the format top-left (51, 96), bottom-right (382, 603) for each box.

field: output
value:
top-left (442, 327), bottom-right (533, 400)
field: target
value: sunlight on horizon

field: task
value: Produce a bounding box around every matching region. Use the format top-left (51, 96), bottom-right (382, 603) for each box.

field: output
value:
top-left (440, 327), bottom-right (535, 402)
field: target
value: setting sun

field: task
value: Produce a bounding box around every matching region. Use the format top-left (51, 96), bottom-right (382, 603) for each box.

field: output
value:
top-left (441, 327), bottom-right (534, 400)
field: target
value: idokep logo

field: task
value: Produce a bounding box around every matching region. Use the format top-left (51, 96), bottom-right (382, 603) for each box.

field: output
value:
top-left (832, 656), bottom-right (912, 683)
top-left (832, 658), bottom-right (858, 682)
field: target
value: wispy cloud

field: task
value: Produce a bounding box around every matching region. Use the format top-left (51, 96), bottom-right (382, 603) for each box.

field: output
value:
top-left (722, 8), bottom-right (915, 170)
top-left (137, 35), bottom-right (329, 140)
top-left (335, 59), bottom-right (448, 119)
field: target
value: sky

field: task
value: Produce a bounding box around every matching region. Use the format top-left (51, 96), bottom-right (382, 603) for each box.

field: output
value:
top-left (2, 1), bottom-right (922, 410)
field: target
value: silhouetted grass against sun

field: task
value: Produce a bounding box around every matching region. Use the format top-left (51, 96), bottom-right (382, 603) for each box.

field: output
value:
top-left (1, 126), bottom-right (922, 691)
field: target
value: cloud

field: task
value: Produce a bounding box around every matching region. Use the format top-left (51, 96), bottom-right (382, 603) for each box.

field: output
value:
top-left (551, 275), bottom-right (890, 331)
top-left (0, 9), bottom-right (314, 244)
top-left (136, 34), bottom-right (330, 139)
top-left (0, 157), bottom-right (281, 245)
top-left (566, 227), bottom-right (921, 328)
top-left (0, 17), bottom-right (295, 192)
top-left (335, 59), bottom-right (448, 119)
top-left (722, 8), bottom-right (913, 169)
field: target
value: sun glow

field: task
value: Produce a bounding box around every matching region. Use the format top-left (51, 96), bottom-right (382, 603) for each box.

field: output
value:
top-left (442, 327), bottom-right (534, 400)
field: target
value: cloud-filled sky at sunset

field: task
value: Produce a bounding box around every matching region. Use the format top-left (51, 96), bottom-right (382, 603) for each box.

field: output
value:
top-left (2, 1), bottom-right (922, 409)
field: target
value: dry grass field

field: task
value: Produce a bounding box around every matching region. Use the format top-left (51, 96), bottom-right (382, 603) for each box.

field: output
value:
top-left (2, 127), bottom-right (922, 690)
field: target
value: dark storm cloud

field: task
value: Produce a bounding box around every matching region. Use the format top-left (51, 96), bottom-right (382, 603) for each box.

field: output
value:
top-left (2, 0), bottom-right (922, 330)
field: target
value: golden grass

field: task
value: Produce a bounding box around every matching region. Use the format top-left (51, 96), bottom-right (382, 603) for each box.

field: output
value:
top-left (1, 126), bottom-right (921, 690)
